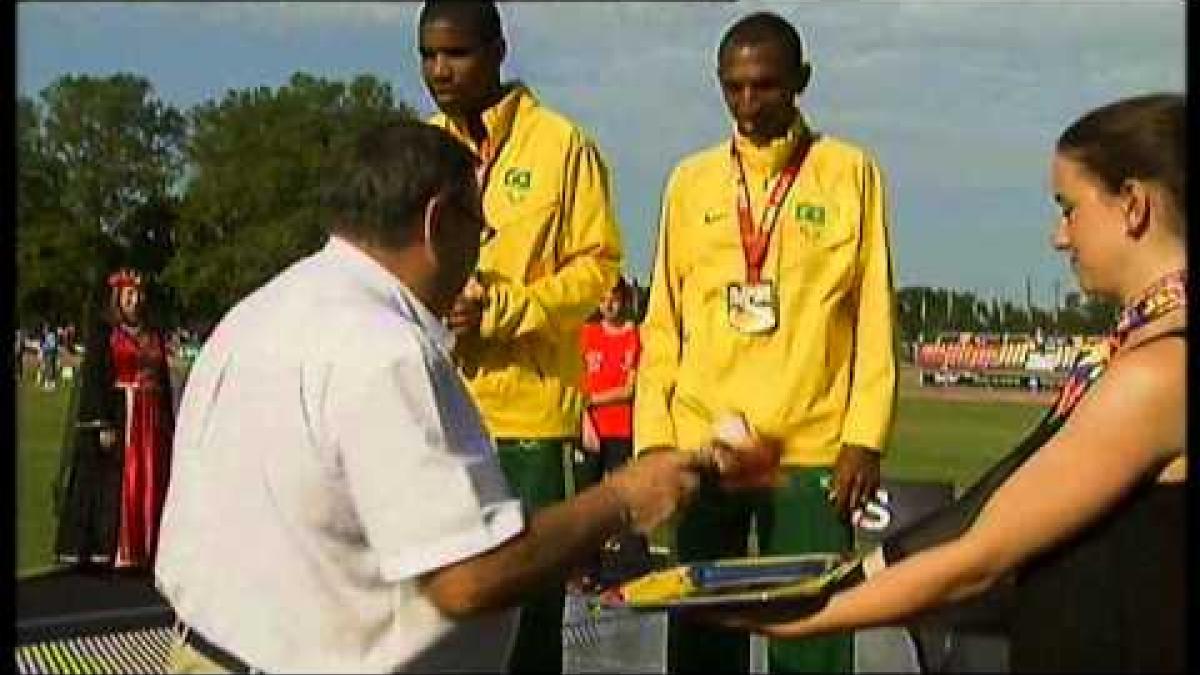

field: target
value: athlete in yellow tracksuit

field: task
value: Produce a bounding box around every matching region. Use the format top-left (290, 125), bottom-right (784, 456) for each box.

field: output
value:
top-left (419, 3), bottom-right (622, 672)
top-left (635, 12), bottom-right (897, 674)
top-left (637, 120), bottom-right (896, 467)
top-left (431, 84), bottom-right (622, 440)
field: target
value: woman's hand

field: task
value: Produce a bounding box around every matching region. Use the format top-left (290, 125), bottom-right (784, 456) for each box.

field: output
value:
top-left (681, 596), bottom-right (830, 638)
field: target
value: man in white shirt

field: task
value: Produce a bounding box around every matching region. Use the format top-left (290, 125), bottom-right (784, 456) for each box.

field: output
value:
top-left (154, 120), bottom-right (709, 673)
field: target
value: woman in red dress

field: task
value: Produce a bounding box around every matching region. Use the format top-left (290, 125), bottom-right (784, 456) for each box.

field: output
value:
top-left (55, 268), bottom-right (174, 572)
top-left (108, 269), bottom-right (175, 570)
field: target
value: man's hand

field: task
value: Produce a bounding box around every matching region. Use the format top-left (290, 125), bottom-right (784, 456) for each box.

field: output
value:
top-left (702, 437), bottom-right (783, 490)
top-left (829, 444), bottom-right (881, 521)
top-left (697, 413), bottom-right (783, 490)
top-left (605, 451), bottom-right (701, 533)
top-left (447, 276), bottom-right (486, 337)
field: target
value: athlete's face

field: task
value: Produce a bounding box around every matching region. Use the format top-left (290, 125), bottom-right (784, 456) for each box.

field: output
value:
top-left (419, 19), bottom-right (504, 117)
top-left (718, 41), bottom-right (806, 143)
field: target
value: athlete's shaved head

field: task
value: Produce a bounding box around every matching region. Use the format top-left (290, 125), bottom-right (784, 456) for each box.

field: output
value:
top-left (718, 12), bottom-right (806, 72)
top-left (419, 0), bottom-right (504, 45)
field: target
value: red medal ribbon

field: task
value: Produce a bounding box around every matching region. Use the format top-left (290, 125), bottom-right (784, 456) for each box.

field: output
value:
top-left (731, 138), bottom-right (812, 283)
top-left (475, 134), bottom-right (508, 195)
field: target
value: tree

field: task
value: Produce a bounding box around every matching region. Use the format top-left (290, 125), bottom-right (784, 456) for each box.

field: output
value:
top-left (165, 73), bottom-right (416, 324)
top-left (18, 75), bottom-right (186, 330)
top-left (896, 286), bottom-right (930, 341)
top-left (1079, 296), bottom-right (1120, 334)
top-left (17, 95), bottom-right (76, 327)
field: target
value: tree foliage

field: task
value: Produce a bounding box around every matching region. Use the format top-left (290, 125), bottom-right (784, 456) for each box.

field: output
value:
top-left (17, 74), bottom-right (185, 329)
top-left (17, 71), bottom-right (1122, 339)
top-left (897, 285), bottom-right (1118, 341)
top-left (17, 71), bottom-right (417, 329)
top-left (17, 95), bottom-right (75, 325)
top-left (165, 73), bottom-right (416, 324)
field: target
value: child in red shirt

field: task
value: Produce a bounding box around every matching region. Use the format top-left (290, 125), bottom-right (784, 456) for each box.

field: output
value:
top-left (578, 278), bottom-right (639, 481)
top-left (575, 277), bottom-right (650, 588)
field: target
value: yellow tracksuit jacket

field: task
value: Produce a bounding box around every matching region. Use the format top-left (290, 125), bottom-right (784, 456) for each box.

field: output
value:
top-left (635, 117), bottom-right (897, 466)
top-left (430, 84), bottom-right (623, 438)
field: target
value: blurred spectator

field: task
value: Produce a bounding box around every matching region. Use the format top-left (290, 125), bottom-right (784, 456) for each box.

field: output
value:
top-left (14, 328), bottom-right (25, 381)
top-left (39, 324), bottom-right (60, 390)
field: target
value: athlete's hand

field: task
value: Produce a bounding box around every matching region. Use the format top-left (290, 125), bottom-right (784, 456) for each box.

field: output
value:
top-left (702, 413), bottom-right (783, 490)
top-left (447, 277), bottom-right (486, 336)
top-left (830, 444), bottom-right (880, 521)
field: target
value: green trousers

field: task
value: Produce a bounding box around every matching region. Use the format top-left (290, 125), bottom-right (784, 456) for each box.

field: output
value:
top-left (669, 467), bottom-right (854, 674)
top-left (496, 438), bottom-right (570, 674)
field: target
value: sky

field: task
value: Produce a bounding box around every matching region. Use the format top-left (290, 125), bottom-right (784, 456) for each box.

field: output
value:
top-left (17, 1), bottom-right (1186, 306)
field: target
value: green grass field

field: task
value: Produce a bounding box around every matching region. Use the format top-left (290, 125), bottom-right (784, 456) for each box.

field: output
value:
top-left (15, 371), bottom-right (1046, 578)
top-left (16, 376), bottom-right (76, 578)
top-left (884, 396), bottom-right (1044, 487)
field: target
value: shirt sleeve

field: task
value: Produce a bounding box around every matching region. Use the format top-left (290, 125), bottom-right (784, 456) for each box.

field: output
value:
top-left (634, 170), bottom-right (685, 455)
top-left (479, 134), bottom-right (623, 341)
top-left (840, 155), bottom-right (898, 452)
top-left (326, 331), bottom-right (524, 582)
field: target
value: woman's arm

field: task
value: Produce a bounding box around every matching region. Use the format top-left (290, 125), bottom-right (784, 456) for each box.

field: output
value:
top-left (708, 340), bottom-right (1184, 639)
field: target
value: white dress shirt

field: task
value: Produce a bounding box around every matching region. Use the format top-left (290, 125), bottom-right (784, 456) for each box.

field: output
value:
top-left (155, 236), bottom-right (524, 673)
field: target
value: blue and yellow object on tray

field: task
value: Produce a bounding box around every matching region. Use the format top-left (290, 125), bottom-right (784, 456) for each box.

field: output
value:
top-left (599, 553), bottom-right (861, 610)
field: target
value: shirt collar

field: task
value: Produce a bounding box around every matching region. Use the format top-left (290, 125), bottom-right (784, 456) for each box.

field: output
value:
top-left (322, 236), bottom-right (455, 353)
top-left (731, 111), bottom-right (812, 178)
top-left (441, 81), bottom-right (534, 158)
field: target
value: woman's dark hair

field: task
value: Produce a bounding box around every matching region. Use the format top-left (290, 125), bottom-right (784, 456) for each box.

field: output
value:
top-left (1057, 93), bottom-right (1184, 223)
top-left (321, 119), bottom-right (477, 249)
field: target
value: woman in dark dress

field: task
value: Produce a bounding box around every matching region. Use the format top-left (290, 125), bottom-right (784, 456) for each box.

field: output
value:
top-left (699, 93), bottom-right (1185, 672)
top-left (54, 268), bottom-right (175, 573)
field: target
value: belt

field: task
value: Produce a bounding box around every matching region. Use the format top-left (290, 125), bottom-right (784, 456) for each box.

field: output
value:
top-left (178, 623), bottom-right (263, 674)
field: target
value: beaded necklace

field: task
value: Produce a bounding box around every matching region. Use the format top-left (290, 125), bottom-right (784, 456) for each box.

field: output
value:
top-left (1050, 269), bottom-right (1187, 420)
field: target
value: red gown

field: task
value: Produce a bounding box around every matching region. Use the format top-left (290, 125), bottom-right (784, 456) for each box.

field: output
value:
top-left (110, 325), bottom-right (174, 569)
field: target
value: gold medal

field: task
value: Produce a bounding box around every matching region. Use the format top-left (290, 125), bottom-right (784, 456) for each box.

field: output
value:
top-left (727, 281), bottom-right (779, 334)
top-left (728, 136), bottom-right (812, 336)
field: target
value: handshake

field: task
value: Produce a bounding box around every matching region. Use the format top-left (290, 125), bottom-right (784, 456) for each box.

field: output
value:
top-left (603, 412), bottom-right (783, 535)
top-left (696, 412), bottom-right (784, 490)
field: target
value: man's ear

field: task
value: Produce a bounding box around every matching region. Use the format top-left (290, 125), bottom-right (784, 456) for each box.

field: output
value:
top-left (494, 37), bottom-right (507, 64)
top-left (794, 62), bottom-right (812, 97)
top-left (422, 191), bottom-right (447, 252)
